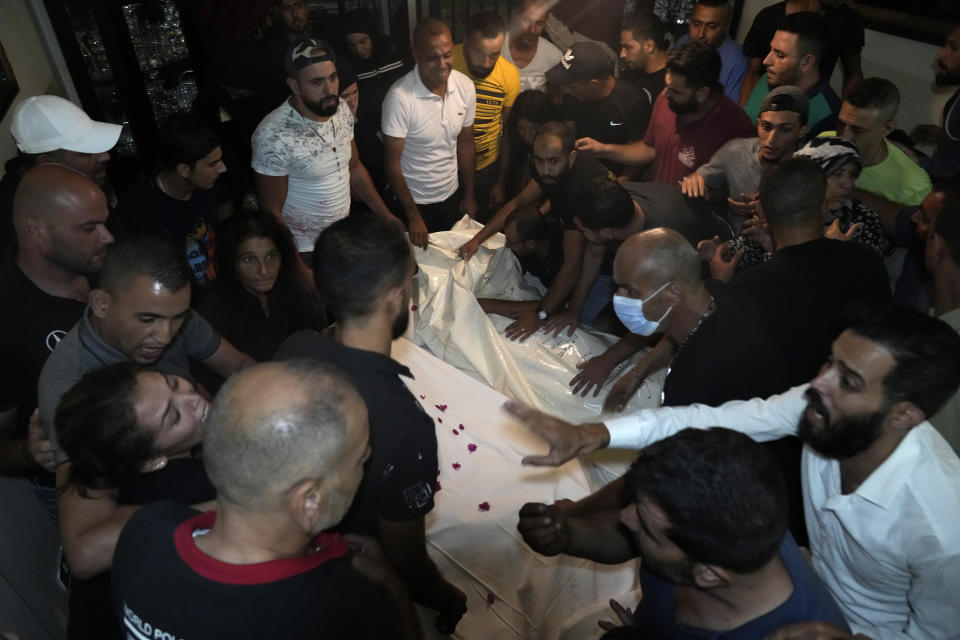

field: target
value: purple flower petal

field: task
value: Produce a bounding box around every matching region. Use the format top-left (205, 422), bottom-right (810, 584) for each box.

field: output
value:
top-left (452, 462), bottom-right (461, 470)
top-left (478, 501), bottom-right (491, 512)
top-left (467, 444), bottom-right (477, 452)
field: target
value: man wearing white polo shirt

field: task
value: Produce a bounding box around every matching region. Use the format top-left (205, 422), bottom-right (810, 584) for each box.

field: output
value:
top-left (252, 38), bottom-right (393, 279)
top-left (382, 17), bottom-right (477, 249)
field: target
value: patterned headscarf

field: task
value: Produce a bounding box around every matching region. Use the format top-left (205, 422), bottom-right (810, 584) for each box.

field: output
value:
top-left (794, 136), bottom-right (862, 176)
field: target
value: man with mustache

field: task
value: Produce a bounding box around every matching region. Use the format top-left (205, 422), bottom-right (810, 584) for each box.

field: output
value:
top-left (508, 301), bottom-right (960, 639)
top-left (499, 0), bottom-right (561, 93)
top-left (252, 37), bottom-right (394, 284)
top-left (575, 42), bottom-right (753, 186)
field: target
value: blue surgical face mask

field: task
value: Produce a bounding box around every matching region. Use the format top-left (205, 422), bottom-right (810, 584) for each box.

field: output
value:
top-left (613, 282), bottom-right (672, 336)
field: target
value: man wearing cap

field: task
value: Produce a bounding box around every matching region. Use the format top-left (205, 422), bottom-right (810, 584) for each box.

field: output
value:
top-left (3, 95), bottom-right (121, 249)
top-left (576, 42), bottom-right (754, 186)
top-left (681, 86), bottom-right (808, 232)
top-left (252, 37), bottom-right (395, 281)
top-left (548, 41), bottom-right (649, 178)
top-left (382, 17), bottom-right (477, 249)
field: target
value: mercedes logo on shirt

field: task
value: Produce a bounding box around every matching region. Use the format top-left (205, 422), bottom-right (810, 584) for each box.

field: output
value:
top-left (45, 330), bottom-right (67, 352)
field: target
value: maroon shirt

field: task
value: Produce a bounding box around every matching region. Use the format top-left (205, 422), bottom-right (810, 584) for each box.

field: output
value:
top-left (643, 92), bottom-right (755, 185)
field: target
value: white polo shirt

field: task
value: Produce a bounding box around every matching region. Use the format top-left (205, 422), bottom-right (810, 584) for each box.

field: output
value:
top-left (381, 66), bottom-right (475, 205)
top-left (605, 384), bottom-right (960, 640)
top-left (252, 99), bottom-right (354, 252)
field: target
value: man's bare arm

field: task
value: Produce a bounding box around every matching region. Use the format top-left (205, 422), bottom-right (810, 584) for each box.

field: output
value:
top-left (457, 125), bottom-right (478, 218)
top-left (575, 138), bottom-right (656, 168)
top-left (348, 140), bottom-right (400, 225)
top-left (383, 134), bottom-right (429, 249)
top-left (539, 230), bottom-right (586, 315)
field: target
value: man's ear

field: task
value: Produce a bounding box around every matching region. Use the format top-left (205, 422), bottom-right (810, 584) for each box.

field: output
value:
top-left (288, 476), bottom-right (329, 534)
top-left (139, 456), bottom-right (168, 473)
top-left (881, 118), bottom-right (896, 138)
top-left (175, 162), bottom-right (193, 180)
top-left (89, 288), bottom-right (112, 319)
top-left (798, 124), bottom-right (809, 140)
top-left (23, 215), bottom-right (45, 245)
top-left (799, 53), bottom-right (816, 73)
top-left (286, 76), bottom-right (300, 98)
top-left (695, 85), bottom-right (710, 104)
top-left (692, 563), bottom-right (730, 590)
top-left (643, 38), bottom-right (655, 56)
top-left (382, 284), bottom-right (405, 319)
top-left (885, 400), bottom-right (926, 431)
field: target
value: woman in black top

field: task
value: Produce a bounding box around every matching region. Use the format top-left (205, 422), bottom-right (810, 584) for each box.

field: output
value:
top-left (196, 211), bottom-right (327, 368)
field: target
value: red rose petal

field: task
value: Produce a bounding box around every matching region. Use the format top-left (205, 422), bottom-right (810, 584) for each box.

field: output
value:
top-left (467, 444), bottom-right (477, 452)
top-left (435, 481), bottom-right (442, 492)
top-left (419, 394), bottom-right (425, 399)
top-left (478, 501), bottom-right (491, 511)
top-left (486, 592), bottom-right (496, 606)
top-left (458, 423), bottom-right (465, 429)
top-left (410, 304), bottom-right (418, 311)
top-left (437, 417), bottom-right (442, 423)
top-left (452, 462), bottom-right (461, 470)
top-left (451, 429), bottom-right (459, 435)
top-left (436, 469), bottom-right (441, 476)
top-left (435, 404), bottom-right (448, 412)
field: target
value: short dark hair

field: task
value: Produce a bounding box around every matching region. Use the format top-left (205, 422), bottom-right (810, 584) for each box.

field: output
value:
top-left (216, 210), bottom-right (299, 283)
top-left (759, 157), bottom-right (826, 228)
top-left (842, 302), bottom-right (960, 418)
top-left (666, 42), bottom-right (721, 91)
top-left (466, 11), bottom-right (505, 39)
top-left (510, 90), bottom-right (559, 131)
top-left (777, 12), bottom-right (826, 64)
top-left (55, 363), bottom-right (151, 493)
top-left (505, 204), bottom-right (548, 242)
top-left (534, 120), bottom-right (575, 154)
top-left (156, 114), bottom-right (221, 171)
top-left (696, 0), bottom-right (732, 15)
top-left (100, 234), bottom-right (191, 295)
top-left (572, 178), bottom-right (634, 230)
top-left (846, 77), bottom-right (900, 122)
top-left (626, 427), bottom-right (788, 573)
top-left (932, 178), bottom-right (960, 264)
top-left (313, 212), bottom-right (410, 320)
top-left (622, 12), bottom-right (666, 51)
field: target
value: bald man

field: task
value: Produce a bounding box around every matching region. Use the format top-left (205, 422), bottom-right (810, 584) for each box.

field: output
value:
top-left (111, 361), bottom-right (405, 638)
top-left (382, 17), bottom-right (477, 248)
top-left (0, 165), bottom-right (113, 485)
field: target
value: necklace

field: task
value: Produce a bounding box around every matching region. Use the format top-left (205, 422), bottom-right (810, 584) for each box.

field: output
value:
top-left (315, 120), bottom-right (344, 178)
top-left (670, 295), bottom-right (716, 364)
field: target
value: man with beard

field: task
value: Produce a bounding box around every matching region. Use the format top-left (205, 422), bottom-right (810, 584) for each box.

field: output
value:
top-left (507, 302), bottom-right (960, 640)
top-left (575, 42), bottom-right (754, 185)
top-left (382, 17), bottom-right (477, 249)
top-left (457, 121), bottom-right (619, 337)
top-left (898, 24), bottom-right (960, 181)
top-left (252, 37), bottom-right (394, 283)
top-left (499, 0), bottom-right (561, 93)
top-left (453, 11), bottom-right (521, 222)
top-left (518, 428), bottom-right (849, 638)
top-left (618, 12), bottom-right (669, 106)
top-left (276, 213), bottom-right (468, 635)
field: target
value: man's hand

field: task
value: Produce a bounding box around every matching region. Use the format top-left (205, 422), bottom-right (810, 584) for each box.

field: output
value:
top-left (696, 235), bottom-right (724, 262)
top-left (764, 621), bottom-right (866, 640)
top-left (597, 598), bottom-right (635, 632)
top-left (408, 215), bottom-right (430, 250)
top-left (575, 137), bottom-right (605, 155)
top-left (458, 236), bottom-right (481, 261)
top-left (27, 410), bottom-right (55, 472)
top-left (570, 354), bottom-right (616, 397)
top-left (709, 245), bottom-right (742, 282)
top-left (461, 195), bottom-right (478, 220)
top-left (489, 181), bottom-right (505, 212)
top-left (517, 502), bottom-right (572, 556)
top-left (742, 215), bottom-right (774, 253)
top-left (504, 400), bottom-right (609, 466)
top-left (603, 370), bottom-right (645, 414)
top-left (434, 582), bottom-right (468, 635)
top-left (824, 219), bottom-right (861, 242)
top-left (504, 309), bottom-right (542, 342)
top-left (680, 173), bottom-right (707, 198)
top-left (727, 192), bottom-right (760, 219)
top-left (542, 310), bottom-right (578, 338)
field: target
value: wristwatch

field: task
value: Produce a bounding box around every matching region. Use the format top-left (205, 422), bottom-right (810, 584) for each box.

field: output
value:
top-left (537, 308), bottom-right (548, 321)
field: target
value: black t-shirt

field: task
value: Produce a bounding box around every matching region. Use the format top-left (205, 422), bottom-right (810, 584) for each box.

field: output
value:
top-left (345, 35), bottom-right (411, 129)
top-left (112, 501), bottom-right (402, 639)
top-left (518, 215), bottom-right (566, 288)
top-left (732, 238), bottom-right (891, 386)
top-left (663, 280), bottom-right (788, 407)
top-left (621, 66), bottom-right (667, 109)
top-left (0, 258), bottom-right (86, 437)
top-left (562, 79), bottom-right (650, 174)
top-left (0, 159), bottom-right (21, 253)
top-left (113, 176), bottom-right (221, 285)
top-left (69, 457), bottom-right (216, 640)
top-left (627, 181), bottom-right (731, 245)
top-left (275, 333), bottom-right (439, 536)
top-left (741, 3), bottom-right (865, 82)
top-left (549, 153), bottom-right (616, 231)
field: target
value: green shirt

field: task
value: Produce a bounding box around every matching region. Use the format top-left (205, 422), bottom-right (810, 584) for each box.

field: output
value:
top-left (857, 138), bottom-right (932, 207)
top-left (744, 75), bottom-right (839, 136)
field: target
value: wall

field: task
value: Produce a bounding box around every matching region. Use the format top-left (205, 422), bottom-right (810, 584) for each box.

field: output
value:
top-left (737, 0), bottom-right (953, 134)
top-left (0, 0), bottom-right (60, 165)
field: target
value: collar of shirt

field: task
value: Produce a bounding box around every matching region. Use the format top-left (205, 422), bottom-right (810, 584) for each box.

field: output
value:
top-left (308, 334), bottom-right (414, 380)
top-left (412, 64), bottom-right (458, 101)
top-left (77, 305), bottom-right (130, 367)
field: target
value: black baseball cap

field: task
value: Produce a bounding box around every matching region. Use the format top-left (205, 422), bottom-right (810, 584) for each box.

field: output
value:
top-left (546, 41), bottom-right (613, 85)
top-left (285, 37), bottom-right (336, 75)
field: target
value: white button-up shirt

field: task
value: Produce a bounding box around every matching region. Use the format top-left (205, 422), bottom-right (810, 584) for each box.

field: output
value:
top-left (605, 384), bottom-right (960, 639)
top-left (381, 66), bottom-right (476, 205)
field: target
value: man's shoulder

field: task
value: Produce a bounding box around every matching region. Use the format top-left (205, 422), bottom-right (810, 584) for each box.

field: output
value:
top-left (276, 329), bottom-right (336, 362)
top-left (537, 37), bottom-right (562, 58)
top-left (449, 69), bottom-right (477, 97)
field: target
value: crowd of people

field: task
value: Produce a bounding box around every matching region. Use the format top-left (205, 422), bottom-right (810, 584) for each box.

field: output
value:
top-left (1, 0), bottom-right (959, 637)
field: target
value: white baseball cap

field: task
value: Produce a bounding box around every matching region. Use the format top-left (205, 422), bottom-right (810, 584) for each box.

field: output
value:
top-left (11, 95), bottom-right (122, 154)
